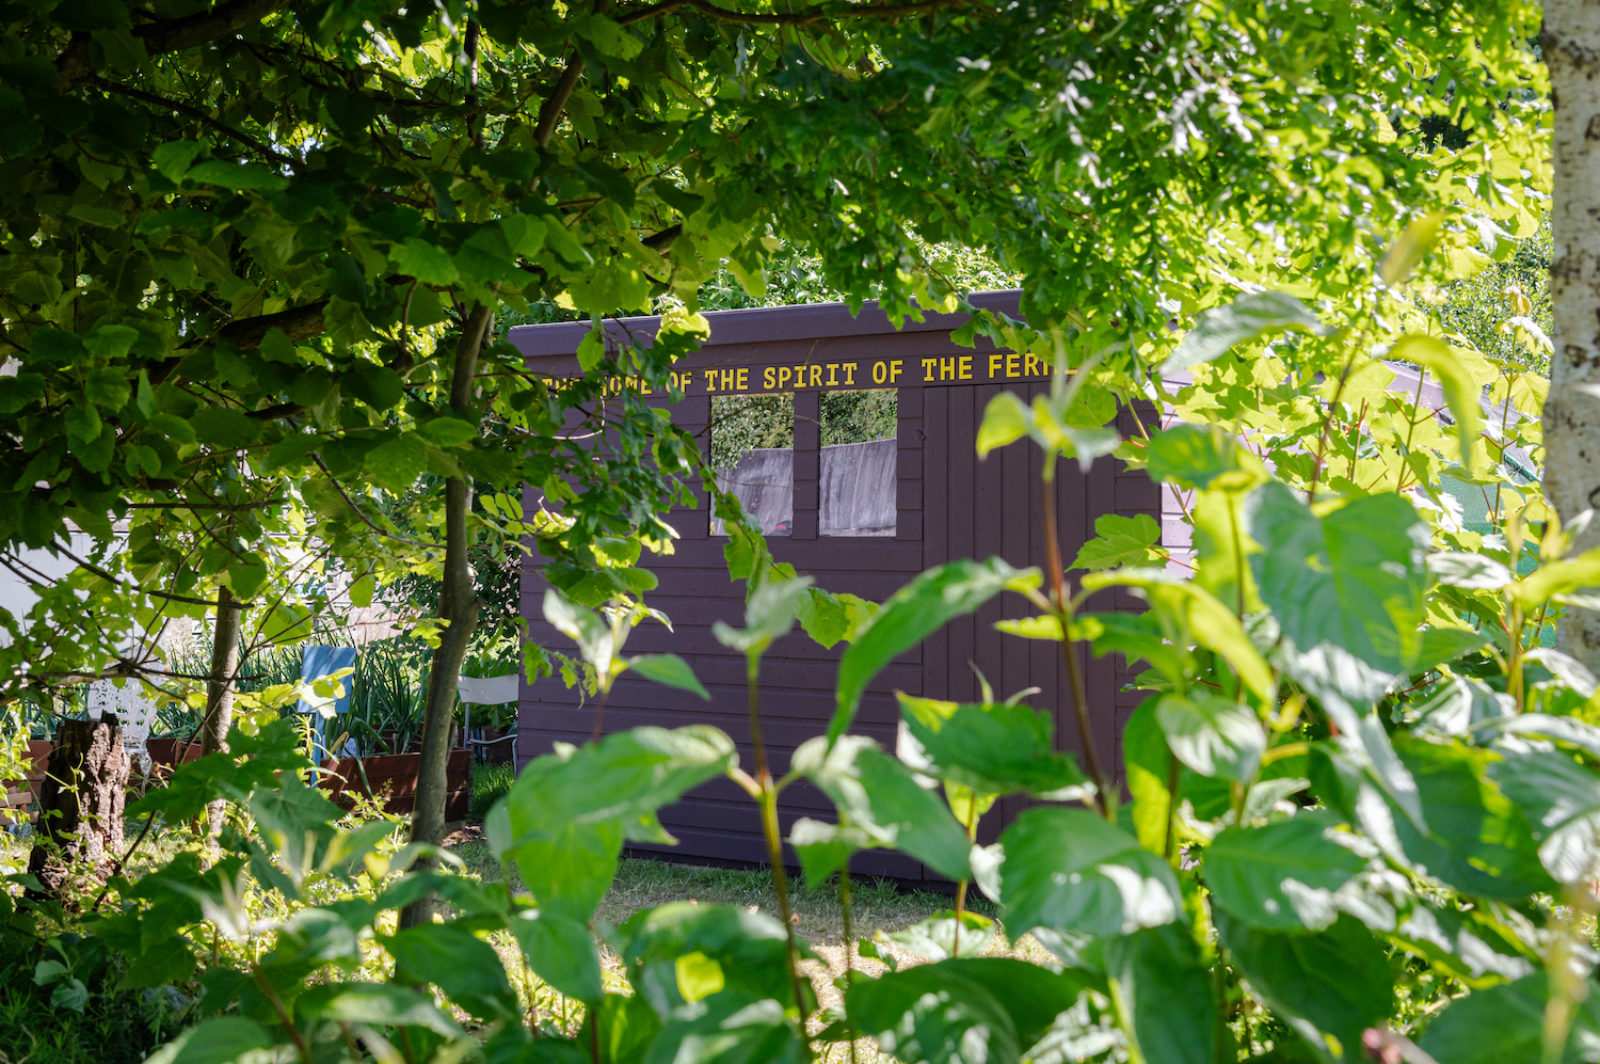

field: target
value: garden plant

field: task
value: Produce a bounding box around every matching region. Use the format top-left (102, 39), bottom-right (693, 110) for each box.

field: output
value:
top-left (2, 0), bottom-right (1600, 1062)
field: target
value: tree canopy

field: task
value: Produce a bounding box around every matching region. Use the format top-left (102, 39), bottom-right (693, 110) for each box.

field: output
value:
top-left (10, 2), bottom-right (1600, 1060)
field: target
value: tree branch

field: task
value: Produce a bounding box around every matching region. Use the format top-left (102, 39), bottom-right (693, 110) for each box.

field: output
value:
top-left (216, 298), bottom-right (329, 349)
top-left (59, 0), bottom-right (295, 90)
top-left (23, 542), bottom-right (251, 609)
top-left (535, 57), bottom-right (589, 149)
top-left (308, 452), bottom-right (433, 549)
top-left (123, 498), bottom-right (285, 510)
top-left (536, 0), bottom-right (613, 148)
top-left (643, 223), bottom-right (683, 251)
top-left (616, 0), bottom-right (983, 27)
top-left (92, 77), bottom-right (296, 169)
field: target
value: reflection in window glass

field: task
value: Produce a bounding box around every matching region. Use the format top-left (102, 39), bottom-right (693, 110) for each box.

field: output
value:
top-left (820, 390), bottom-right (897, 537)
top-left (709, 393), bottom-right (794, 536)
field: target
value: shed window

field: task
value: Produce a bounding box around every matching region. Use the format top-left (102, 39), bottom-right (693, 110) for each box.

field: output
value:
top-left (819, 390), bottom-right (897, 537)
top-left (709, 393), bottom-right (793, 536)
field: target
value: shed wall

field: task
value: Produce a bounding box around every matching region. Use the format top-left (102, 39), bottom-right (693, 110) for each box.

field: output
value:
top-left (512, 295), bottom-right (1160, 880)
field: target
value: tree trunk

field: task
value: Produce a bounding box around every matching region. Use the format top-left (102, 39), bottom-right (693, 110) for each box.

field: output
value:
top-left (400, 304), bottom-right (491, 928)
top-left (1543, 1), bottom-right (1600, 673)
top-left (27, 714), bottom-right (129, 898)
top-left (202, 585), bottom-right (242, 840)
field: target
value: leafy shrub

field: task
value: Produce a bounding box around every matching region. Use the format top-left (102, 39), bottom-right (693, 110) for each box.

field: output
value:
top-left (0, 922), bottom-right (184, 1064)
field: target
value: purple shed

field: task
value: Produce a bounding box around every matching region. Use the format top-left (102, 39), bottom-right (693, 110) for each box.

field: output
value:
top-left (509, 291), bottom-right (1161, 880)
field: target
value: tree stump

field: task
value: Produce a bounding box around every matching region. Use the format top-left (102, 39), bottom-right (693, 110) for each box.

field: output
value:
top-left (27, 713), bottom-right (129, 897)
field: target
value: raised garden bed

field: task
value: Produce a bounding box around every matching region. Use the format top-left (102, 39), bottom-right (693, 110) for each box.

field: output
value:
top-left (318, 748), bottom-right (473, 820)
top-left (1, 740), bottom-right (53, 824)
top-left (4, 739), bottom-right (474, 824)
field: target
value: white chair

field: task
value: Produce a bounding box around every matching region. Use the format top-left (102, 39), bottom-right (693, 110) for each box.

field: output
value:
top-left (457, 674), bottom-right (519, 763)
top-left (86, 678), bottom-right (157, 773)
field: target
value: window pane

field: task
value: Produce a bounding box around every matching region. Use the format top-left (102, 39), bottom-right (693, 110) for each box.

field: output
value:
top-left (710, 393), bottom-right (793, 537)
top-left (819, 389), bottom-right (897, 537)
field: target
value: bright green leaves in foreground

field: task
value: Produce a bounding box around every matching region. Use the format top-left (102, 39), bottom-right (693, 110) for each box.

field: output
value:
top-left (1249, 482), bottom-right (1431, 703)
top-left (1217, 912), bottom-right (1394, 1060)
top-left (490, 726), bottom-right (736, 923)
top-left (844, 959), bottom-right (1084, 1064)
top-left (978, 808), bottom-right (1182, 940)
top-left (791, 736), bottom-right (972, 882)
top-left (897, 693), bottom-right (1087, 801)
top-left (1106, 925), bottom-right (1218, 1064)
top-left (1204, 816), bottom-right (1368, 932)
top-left (832, 558), bottom-right (1038, 742)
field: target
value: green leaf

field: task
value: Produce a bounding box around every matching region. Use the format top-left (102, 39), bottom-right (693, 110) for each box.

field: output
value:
top-left (1390, 335), bottom-right (1485, 472)
top-left (1248, 481), bottom-right (1429, 691)
top-left (1204, 814), bottom-right (1367, 931)
top-left (543, 586), bottom-right (614, 674)
top-left (1105, 924), bottom-right (1217, 1064)
top-left (846, 959), bottom-right (1083, 1064)
top-left (186, 159), bottom-right (288, 191)
top-left (394, 236), bottom-right (460, 284)
top-left (976, 392), bottom-right (1032, 457)
top-left (1154, 693), bottom-right (1265, 782)
top-left (151, 141), bottom-right (204, 181)
top-left (417, 416), bottom-right (478, 447)
top-left (1509, 546), bottom-right (1600, 613)
top-left (626, 653), bottom-right (709, 700)
top-left (580, 13), bottom-right (644, 59)
top-left (584, 993), bottom-right (662, 1064)
top-left (147, 411), bottom-right (197, 447)
top-left (495, 726), bottom-right (736, 922)
top-left (576, 328), bottom-right (606, 371)
top-left (712, 576), bottom-right (810, 655)
top-left (615, 902), bottom-right (810, 1019)
top-left (793, 735), bottom-right (973, 880)
top-left (896, 693), bottom-right (1086, 799)
top-left (1488, 750), bottom-right (1600, 884)
top-left (1123, 699), bottom-right (1177, 856)
top-left (85, 366), bottom-right (130, 408)
top-left (1388, 735), bottom-right (1553, 899)
top-left (502, 214), bottom-right (547, 256)
top-left (510, 911), bottom-right (603, 1004)
top-left (789, 817), bottom-right (872, 885)
top-left (1144, 423), bottom-right (1253, 490)
top-left (1215, 912), bottom-right (1391, 1060)
top-left (296, 982), bottom-right (462, 1037)
top-left (364, 432), bottom-right (429, 491)
top-left (885, 910), bottom-right (996, 960)
top-left (1161, 290), bottom-right (1324, 376)
top-left (68, 203), bottom-right (125, 227)
top-left (795, 588), bottom-right (875, 649)
top-left (1380, 211), bottom-right (1446, 285)
top-left (385, 923), bottom-right (516, 1020)
top-left (493, 815), bottom-right (624, 926)
top-left (1419, 973), bottom-right (1600, 1064)
top-left (1072, 512), bottom-right (1164, 571)
top-left (189, 406), bottom-right (259, 449)
top-left (1440, 547), bottom-right (1510, 588)
top-left (342, 363), bottom-right (405, 410)
top-left (643, 997), bottom-right (804, 1064)
top-left (986, 807), bottom-right (1181, 939)
top-left (165, 1017), bottom-right (273, 1064)
top-left (1082, 572), bottom-right (1274, 701)
top-left (834, 558), bottom-right (1036, 742)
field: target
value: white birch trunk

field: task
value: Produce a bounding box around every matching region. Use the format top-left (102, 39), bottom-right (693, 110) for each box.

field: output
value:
top-left (1542, 0), bottom-right (1600, 672)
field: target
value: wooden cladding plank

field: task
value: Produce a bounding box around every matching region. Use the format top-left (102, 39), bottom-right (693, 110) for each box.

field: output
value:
top-left (793, 391), bottom-right (820, 539)
top-left (946, 384), bottom-right (977, 705)
top-left (972, 383), bottom-right (1007, 708)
